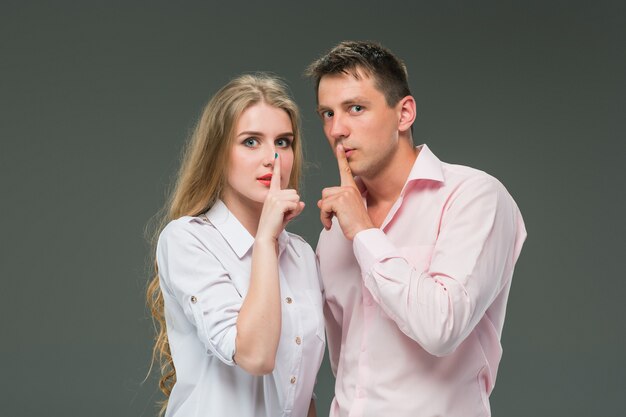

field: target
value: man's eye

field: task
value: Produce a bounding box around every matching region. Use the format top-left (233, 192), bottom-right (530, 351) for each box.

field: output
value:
top-left (275, 138), bottom-right (292, 148)
top-left (350, 105), bottom-right (363, 113)
top-left (243, 138), bottom-right (258, 147)
top-left (321, 110), bottom-right (334, 119)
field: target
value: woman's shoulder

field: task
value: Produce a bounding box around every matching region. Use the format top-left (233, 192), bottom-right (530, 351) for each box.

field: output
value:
top-left (286, 232), bottom-right (315, 257)
top-left (158, 215), bottom-right (215, 245)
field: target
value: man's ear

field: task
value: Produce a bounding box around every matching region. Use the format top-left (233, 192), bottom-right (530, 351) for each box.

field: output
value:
top-left (397, 95), bottom-right (417, 133)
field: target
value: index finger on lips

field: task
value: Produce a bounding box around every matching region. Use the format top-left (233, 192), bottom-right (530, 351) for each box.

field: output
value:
top-left (270, 152), bottom-right (281, 190)
top-left (336, 144), bottom-right (357, 188)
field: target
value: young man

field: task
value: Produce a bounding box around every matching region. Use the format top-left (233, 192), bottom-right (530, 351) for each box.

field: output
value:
top-left (307, 41), bottom-right (527, 417)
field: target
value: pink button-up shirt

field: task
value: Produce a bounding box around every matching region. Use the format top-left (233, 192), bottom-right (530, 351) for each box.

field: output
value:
top-left (317, 144), bottom-right (526, 417)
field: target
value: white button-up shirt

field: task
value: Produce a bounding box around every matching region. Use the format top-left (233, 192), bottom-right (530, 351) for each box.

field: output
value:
top-left (157, 200), bottom-right (325, 417)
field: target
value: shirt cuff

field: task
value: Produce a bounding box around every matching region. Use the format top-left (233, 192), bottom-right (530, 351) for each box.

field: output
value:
top-left (353, 228), bottom-right (396, 275)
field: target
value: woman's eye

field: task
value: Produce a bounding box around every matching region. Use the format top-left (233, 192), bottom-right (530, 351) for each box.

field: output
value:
top-left (243, 138), bottom-right (258, 147)
top-left (275, 138), bottom-right (292, 148)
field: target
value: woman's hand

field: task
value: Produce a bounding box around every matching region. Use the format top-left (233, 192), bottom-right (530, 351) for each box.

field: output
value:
top-left (256, 154), bottom-right (305, 242)
top-left (234, 154), bottom-right (303, 375)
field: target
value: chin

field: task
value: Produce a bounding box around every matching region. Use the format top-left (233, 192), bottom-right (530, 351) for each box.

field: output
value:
top-left (347, 163), bottom-right (364, 177)
top-left (250, 190), bottom-right (269, 204)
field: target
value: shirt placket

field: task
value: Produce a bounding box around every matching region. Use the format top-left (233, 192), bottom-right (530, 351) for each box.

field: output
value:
top-left (281, 265), bottom-right (302, 415)
top-left (349, 281), bottom-right (375, 417)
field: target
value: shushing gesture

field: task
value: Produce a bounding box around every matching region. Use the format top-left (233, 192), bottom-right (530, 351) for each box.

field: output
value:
top-left (318, 145), bottom-right (374, 240)
top-left (257, 154), bottom-right (305, 242)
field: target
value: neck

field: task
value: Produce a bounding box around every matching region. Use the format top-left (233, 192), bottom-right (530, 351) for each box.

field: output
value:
top-left (221, 197), bottom-right (263, 237)
top-left (362, 139), bottom-right (419, 206)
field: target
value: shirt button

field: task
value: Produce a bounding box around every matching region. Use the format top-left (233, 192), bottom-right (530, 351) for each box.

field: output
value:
top-left (290, 376), bottom-right (297, 384)
top-left (190, 296), bottom-right (197, 304)
top-left (285, 297), bottom-right (293, 304)
top-left (295, 336), bottom-right (301, 345)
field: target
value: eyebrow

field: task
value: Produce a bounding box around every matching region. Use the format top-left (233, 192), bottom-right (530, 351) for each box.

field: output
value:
top-left (237, 131), bottom-right (294, 138)
top-left (317, 97), bottom-right (372, 112)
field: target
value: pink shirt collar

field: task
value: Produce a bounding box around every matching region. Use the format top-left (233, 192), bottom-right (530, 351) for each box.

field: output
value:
top-left (354, 143), bottom-right (445, 198)
top-left (406, 144), bottom-right (445, 183)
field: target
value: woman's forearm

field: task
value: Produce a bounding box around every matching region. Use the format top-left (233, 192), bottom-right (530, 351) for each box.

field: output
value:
top-left (234, 237), bottom-right (281, 375)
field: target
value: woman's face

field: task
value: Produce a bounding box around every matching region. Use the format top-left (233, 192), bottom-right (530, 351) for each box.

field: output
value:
top-left (222, 102), bottom-right (295, 211)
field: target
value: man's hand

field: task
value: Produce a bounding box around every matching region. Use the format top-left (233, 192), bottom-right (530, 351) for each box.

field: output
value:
top-left (318, 144), bottom-right (374, 240)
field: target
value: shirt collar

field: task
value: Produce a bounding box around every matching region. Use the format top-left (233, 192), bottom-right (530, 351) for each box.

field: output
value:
top-left (204, 199), bottom-right (291, 259)
top-left (354, 143), bottom-right (445, 195)
top-left (406, 144), bottom-right (445, 183)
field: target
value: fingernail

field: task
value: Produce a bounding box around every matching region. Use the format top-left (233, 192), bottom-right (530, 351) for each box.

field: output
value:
top-left (274, 153), bottom-right (278, 159)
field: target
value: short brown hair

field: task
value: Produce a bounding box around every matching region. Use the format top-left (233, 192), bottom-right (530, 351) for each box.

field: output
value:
top-left (305, 40), bottom-right (411, 106)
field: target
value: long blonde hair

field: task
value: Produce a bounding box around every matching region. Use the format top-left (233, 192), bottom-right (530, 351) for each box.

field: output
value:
top-left (146, 73), bottom-right (303, 415)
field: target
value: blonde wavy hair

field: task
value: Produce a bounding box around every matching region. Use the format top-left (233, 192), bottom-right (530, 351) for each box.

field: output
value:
top-left (146, 73), bottom-right (303, 415)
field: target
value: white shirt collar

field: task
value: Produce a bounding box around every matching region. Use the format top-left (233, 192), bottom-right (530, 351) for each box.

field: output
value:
top-left (204, 199), bottom-right (291, 259)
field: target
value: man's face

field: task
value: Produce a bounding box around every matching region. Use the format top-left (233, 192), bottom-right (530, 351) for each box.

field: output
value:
top-left (316, 70), bottom-right (402, 179)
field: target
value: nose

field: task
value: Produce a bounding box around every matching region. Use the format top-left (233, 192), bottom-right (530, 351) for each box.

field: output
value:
top-left (328, 113), bottom-right (349, 141)
top-left (262, 144), bottom-right (276, 167)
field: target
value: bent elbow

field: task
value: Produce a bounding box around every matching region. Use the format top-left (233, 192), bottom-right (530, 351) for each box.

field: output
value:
top-left (248, 359), bottom-right (275, 376)
top-left (420, 338), bottom-right (459, 357)
top-left (412, 284), bottom-right (473, 357)
top-left (416, 327), bottom-right (466, 357)
top-left (236, 352), bottom-right (276, 376)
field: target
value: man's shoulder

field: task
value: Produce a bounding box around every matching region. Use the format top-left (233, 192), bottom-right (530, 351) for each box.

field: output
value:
top-left (439, 161), bottom-right (523, 218)
top-left (441, 161), bottom-right (505, 190)
top-left (443, 160), bottom-right (488, 178)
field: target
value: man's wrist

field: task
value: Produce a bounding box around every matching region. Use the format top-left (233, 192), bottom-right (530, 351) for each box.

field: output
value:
top-left (353, 228), bottom-right (395, 273)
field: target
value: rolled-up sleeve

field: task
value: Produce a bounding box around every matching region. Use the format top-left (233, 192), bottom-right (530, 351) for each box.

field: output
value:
top-left (354, 177), bottom-right (525, 357)
top-left (157, 221), bottom-right (240, 365)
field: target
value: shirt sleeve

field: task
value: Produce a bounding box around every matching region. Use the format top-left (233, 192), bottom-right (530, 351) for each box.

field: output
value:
top-left (353, 177), bottom-right (526, 357)
top-left (156, 220), bottom-right (240, 365)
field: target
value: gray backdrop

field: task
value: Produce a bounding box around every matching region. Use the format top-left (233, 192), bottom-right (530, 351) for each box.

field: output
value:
top-left (1, 1), bottom-right (624, 416)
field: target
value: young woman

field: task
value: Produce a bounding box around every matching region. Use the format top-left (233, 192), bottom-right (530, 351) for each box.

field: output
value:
top-left (147, 74), bottom-right (324, 417)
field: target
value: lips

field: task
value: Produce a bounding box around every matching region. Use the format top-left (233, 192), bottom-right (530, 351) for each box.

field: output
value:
top-left (343, 147), bottom-right (355, 158)
top-left (257, 173), bottom-right (272, 186)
